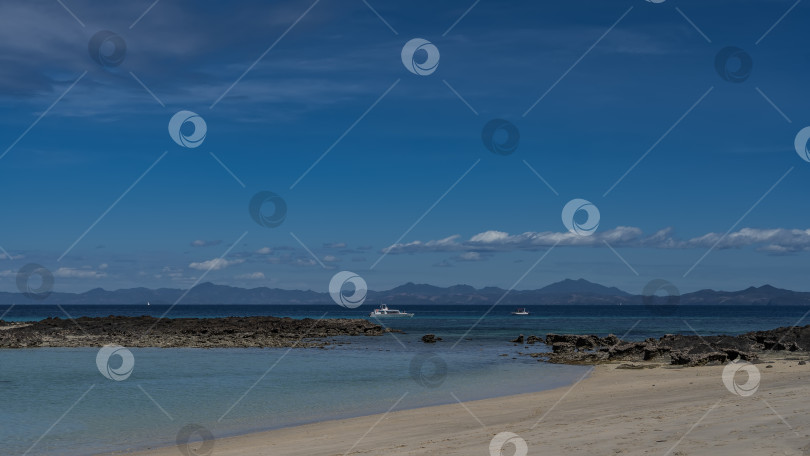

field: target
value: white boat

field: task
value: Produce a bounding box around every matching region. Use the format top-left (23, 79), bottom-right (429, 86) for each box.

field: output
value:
top-left (369, 304), bottom-right (414, 318)
top-left (511, 308), bottom-right (529, 315)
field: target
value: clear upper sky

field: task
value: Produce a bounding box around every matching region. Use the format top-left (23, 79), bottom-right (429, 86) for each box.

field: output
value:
top-left (1, 0), bottom-right (809, 294)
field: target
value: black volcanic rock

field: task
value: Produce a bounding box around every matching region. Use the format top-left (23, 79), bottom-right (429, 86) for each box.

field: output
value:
top-left (539, 325), bottom-right (810, 366)
top-left (0, 315), bottom-right (385, 348)
top-left (545, 334), bottom-right (619, 349)
top-left (750, 325), bottom-right (810, 350)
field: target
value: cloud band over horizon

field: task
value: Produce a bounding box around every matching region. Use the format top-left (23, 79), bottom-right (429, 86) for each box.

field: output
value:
top-left (381, 227), bottom-right (810, 256)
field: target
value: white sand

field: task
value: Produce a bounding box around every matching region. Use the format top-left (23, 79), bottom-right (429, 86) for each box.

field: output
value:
top-left (117, 359), bottom-right (810, 456)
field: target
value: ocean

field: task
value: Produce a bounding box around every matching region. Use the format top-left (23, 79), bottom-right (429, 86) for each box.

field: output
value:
top-left (2, 304), bottom-right (808, 455)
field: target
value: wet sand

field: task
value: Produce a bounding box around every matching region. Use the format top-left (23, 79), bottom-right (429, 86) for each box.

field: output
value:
top-left (115, 357), bottom-right (810, 456)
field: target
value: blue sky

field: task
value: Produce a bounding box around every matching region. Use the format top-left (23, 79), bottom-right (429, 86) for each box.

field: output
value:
top-left (1, 0), bottom-right (810, 294)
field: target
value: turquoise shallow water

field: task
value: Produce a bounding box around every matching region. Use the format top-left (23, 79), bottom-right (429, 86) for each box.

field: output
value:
top-left (2, 304), bottom-right (809, 455)
top-left (0, 346), bottom-right (585, 456)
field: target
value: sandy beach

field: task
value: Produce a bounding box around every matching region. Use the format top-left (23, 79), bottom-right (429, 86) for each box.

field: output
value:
top-left (116, 356), bottom-right (810, 456)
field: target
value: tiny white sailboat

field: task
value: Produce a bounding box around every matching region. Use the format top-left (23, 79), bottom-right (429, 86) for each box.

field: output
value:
top-left (369, 304), bottom-right (414, 318)
top-left (511, 308), bottom-right (529, 315)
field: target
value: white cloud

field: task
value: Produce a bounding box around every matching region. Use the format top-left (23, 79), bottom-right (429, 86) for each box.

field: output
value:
top-left (236, 272), bottom-right (265, 280)
top-left (191, 240), bottom-right (222, 248)
top-left (382, 235), bottom-right (461, 254)
top-left (256, 247), bottom-right (273, 254)
top-left (188, 258), bottom-right (245, 271)
top-left (382, 227), bottom-right (810, 255)
top-left (469, 231), bottom-right (510, 243)
top-left (456, 252), bottom-right (483, 261)
top-left (53, 268), bottom-right (106, 279)
top-left (323, 255), bottom-right (339, 262)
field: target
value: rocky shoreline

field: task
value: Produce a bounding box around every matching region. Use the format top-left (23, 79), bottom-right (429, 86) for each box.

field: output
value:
top-left (0, 316), bottom-right (387, 348)
top-left (515, 324), bottom-right (810, 366)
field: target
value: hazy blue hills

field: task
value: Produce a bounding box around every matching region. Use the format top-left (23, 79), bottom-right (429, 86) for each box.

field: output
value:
top-left (537, 278), bottom-right (630, 296)
top-left (2, 279), bottom-right (810, 306)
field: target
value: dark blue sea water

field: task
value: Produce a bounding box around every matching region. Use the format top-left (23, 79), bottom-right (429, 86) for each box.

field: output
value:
top-left (1, 304), bottom-right (808, 455)
top-left (4, 303), bottom-right (808, 341)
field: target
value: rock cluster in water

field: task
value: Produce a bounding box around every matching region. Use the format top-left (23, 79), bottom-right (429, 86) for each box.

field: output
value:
top-left (522, 325), bottom-right (810, 366)
top-left (0, 315), bottom-right (386, 348)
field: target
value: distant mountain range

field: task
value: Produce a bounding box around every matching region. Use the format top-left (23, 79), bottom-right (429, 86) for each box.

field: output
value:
top-left (3, 278), bottom-right (810, 306)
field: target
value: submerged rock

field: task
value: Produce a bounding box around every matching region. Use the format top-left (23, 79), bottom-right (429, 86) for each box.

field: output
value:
top-left (421, 334), bottom-right (441, 343)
